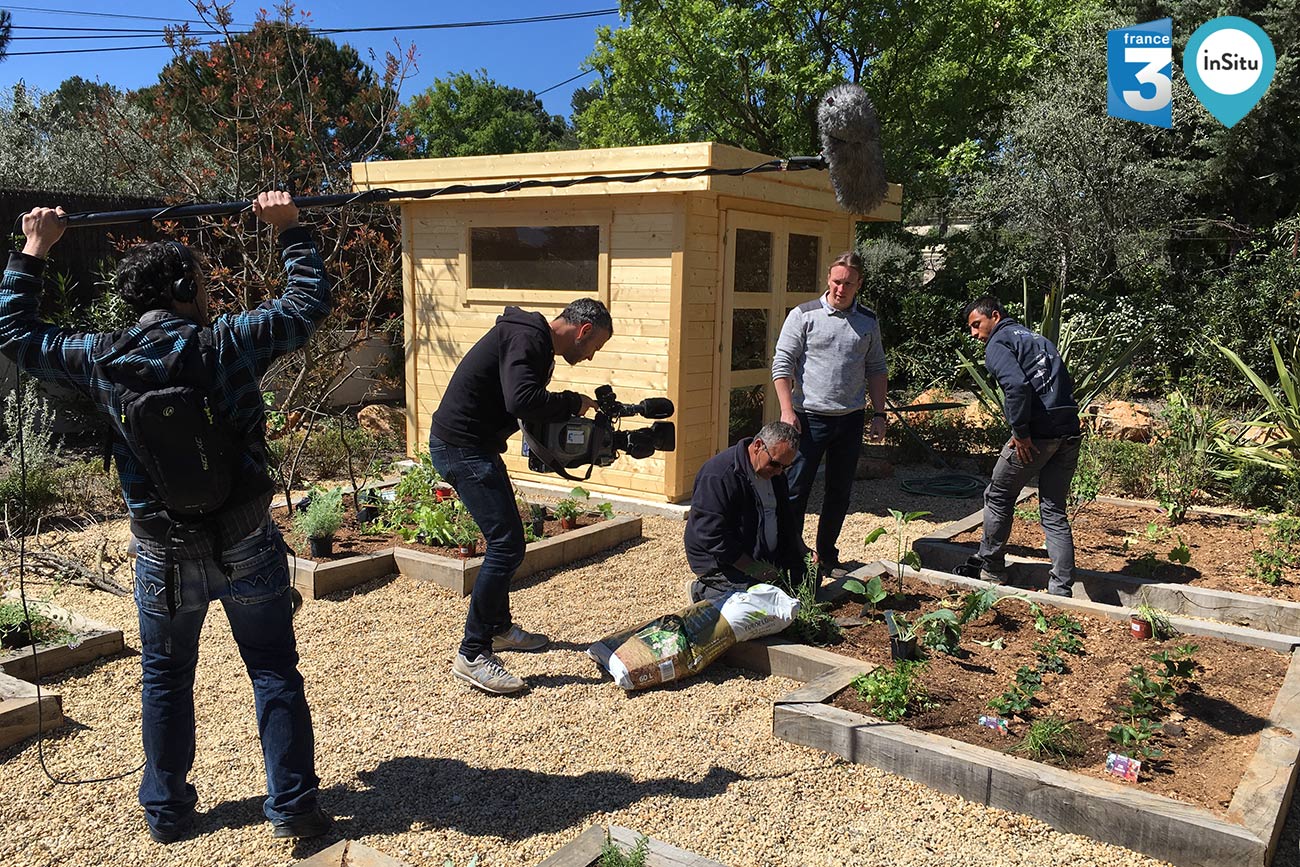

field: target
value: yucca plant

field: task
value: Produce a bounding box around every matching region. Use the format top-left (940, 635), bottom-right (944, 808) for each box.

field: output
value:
top-left (958, 281), bottom-right (1151, 418)
top-left (1213, 339), bottom-right (1300, 477)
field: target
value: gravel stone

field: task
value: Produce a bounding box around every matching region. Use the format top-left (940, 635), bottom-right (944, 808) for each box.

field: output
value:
top-left (4, 468), bottom-right (1298, 867)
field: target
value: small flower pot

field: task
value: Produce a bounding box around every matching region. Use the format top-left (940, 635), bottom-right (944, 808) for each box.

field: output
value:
top-left (457, 541), bottom-right (477, 559)
top-left (0, 626), bottom-right (34, 650)
top-left (309, 536), bottom-right (334, 558)
top-left (530, 519), bottom-right (545, 538)
top-left (1130, 615), bottom-right (1153, 640)
top-left (558, 516), bottom-right (577, 531)
top-left (889, 635), bottom-right (919, 661)
top-left (356, 504), bottom-right (379, 524)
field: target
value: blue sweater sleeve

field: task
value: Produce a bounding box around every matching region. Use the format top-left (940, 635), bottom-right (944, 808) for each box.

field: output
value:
top-left (0, 253), bottom-right (99, 391)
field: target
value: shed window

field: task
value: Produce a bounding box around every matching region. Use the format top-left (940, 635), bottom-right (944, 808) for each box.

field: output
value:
top-left (470, 226), bottom-right (599, 293)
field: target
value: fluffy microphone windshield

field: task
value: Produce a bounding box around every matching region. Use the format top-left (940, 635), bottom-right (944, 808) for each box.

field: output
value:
top-left (817, 83), bottom-right (888, 214)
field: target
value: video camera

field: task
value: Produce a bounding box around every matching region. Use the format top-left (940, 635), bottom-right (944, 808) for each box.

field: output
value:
top-left (521, 385), bottom-right (676, 481)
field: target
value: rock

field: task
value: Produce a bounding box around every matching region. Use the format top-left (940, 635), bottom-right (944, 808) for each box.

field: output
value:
top-left (358, 404), bottom-right (407, 439)
top-left (856, 456), bottom-right (895, 479)
top-left (961, 401), bottom-right (998, 429)
top-left (1094, 400), bottom-right (1154, 442)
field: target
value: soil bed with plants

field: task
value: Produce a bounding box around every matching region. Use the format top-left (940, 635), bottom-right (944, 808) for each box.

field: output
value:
top-left (949, 496), bottom-right (1296, 601)
top-left (817, 574), bottom-right (1288, 814)
top-left (272, 503), bottom-right (601, 562)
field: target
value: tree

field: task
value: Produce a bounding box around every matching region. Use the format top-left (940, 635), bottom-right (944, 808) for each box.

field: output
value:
top-left (0, 10), bottom-right (11, 64)
top-left (575, 0), bottom-right (1089, 205)
top-left (399, 70), bottom-right (570, 157)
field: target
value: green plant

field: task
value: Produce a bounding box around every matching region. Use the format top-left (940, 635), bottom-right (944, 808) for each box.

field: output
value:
top-left (596, 501), bottom-right (615, 519)
top-left (1151, 644), bottom-right (1199, 683)
top-left (1011, 716), bottom-right (1084, 763)
top-left (1248, 516), bottom-right (1300, 585)
top-left (553, 496), bottom-right (582, 522)
top-left (918, 608), bottom-right (962, 656)
top-left (597, 833), bottom-right (649, 867)
top-left (292, 486), bottom-right (345, 540)
top-left (1026, 599), bottom-right (1050, 634)
top-left (851, 660), bottom-right (933, 722)
top-left (785, 554), bottom-right (841, 646)
top-left (451, 512), bottom-right (481, 548)
top-left (1068, 436), bottom-right (1103, 517)
top-left (1213, 339), bottom-right (1300, 478)
top-left (1133, 604), bottom-right (1176, 640)
top-left (0, 600), bottom-right (73, 648)
top-left (864, 508), bottom-right (932, 594)
top-left (1151, 391), bottom-right (1211, 525)
top-left (1013, 504), bottom-right (1041, 522)
top-left (0, 387), bottom-right (64, 523)
top-left (1108, 716), bottom-right (1163, 761)
top-left (842, 574), bottom-right (889, 619)
top-left (1167, 536), bottom-right (1191, 566)
top-left (956, 586), bottom-right (1002, 625)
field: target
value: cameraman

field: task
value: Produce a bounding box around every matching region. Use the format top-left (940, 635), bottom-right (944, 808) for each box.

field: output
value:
top-left (684, 422), bottom-right (806, 604)
top-left (429, 298), bottom-right (612, 694)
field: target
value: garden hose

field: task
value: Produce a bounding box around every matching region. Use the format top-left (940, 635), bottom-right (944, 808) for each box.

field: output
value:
top-left (900, 473), bottom-right (987, 499)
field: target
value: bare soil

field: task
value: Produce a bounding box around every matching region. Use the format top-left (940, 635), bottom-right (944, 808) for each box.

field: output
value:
top-left (271, 503), bottom-right (600, 561)
top-left (950, 497), bottom-right (1295, 600)
top-left (826, 575), bottom-right (1289, 814)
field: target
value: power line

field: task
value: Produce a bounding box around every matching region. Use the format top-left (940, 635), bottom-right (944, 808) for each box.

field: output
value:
top-left (3, 4), bottom-right (244, 25)
top-left (3, 8), bottom-right (621, 56)
top-left (536, 69), bottom-right (597, 97)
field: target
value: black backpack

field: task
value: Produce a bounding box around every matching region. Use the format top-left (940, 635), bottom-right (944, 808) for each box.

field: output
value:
top-left (111, 328), bottom-right (243, 518)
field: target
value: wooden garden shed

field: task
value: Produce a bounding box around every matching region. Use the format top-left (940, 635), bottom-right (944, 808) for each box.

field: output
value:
top-left (352, 143), bottom-right (901, 504)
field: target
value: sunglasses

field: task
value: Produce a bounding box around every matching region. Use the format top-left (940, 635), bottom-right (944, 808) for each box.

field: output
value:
top-left (759, 441), bottom-right (795, 472)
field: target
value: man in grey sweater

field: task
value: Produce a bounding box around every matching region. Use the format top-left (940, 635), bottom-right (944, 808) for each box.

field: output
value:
top-left (772, 251), bottom-right (888, 575)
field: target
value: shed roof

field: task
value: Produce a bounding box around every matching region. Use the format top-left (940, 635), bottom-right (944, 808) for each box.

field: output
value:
top-left (352, 142), bottom-right (901, 221)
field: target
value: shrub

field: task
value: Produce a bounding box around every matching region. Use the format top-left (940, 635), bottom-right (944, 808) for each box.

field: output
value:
top-left (1088, 437), bottom-right (1155, 498)
top-left (1151, 392), bottom-right (1211, 524)
top-left (0, 387), bottom-right (65, 524)
top-left (1011, 716), bottom-right (1084, 763)
top-left (293, 486), bottom-right (345, 540)
top-left (851, 660), bottom-right (933, 722)
top-left (0, 599), bottom-right (73, 648)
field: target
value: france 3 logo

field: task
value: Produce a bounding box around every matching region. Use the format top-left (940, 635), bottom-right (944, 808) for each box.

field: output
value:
top-left (1107, 16), bottom-right (1275, 129)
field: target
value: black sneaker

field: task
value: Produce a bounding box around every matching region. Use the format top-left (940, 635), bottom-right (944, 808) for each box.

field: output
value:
top-left (271, 806), bottom-right (332, 839)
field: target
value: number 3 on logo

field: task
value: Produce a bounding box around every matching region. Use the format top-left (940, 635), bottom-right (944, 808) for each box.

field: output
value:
top-left (1123, 47), bottom-right (1172, 111)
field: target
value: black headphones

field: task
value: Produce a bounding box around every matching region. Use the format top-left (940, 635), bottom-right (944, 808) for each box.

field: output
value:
top-left (167, 241), bottom-right (197, 303)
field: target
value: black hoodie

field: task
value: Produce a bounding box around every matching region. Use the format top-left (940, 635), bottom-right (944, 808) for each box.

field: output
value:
top-left (429, 306), bottom-right (583, 453)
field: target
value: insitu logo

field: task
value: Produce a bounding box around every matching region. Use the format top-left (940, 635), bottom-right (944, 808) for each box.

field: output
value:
top-left (1107, 16), bottom-right (1275, 129)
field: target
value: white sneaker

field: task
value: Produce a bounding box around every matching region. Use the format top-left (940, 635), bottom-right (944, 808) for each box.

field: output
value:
top-left (491, 623), bottom-right (549, 652)
top-left (452, 653), bottom-right (525, 694)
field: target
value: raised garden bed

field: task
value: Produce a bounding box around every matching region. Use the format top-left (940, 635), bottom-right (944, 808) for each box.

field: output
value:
top-left (535, 825), bottom-right (731, 867)
top-left (720, 563), bottom-right (1300, 867)
top-left (914, 492), bottom-right (1300, 635)
top-left (0, 595), bottom-right (125, 682)
top-left (282, 514), bottom-right (643, 598)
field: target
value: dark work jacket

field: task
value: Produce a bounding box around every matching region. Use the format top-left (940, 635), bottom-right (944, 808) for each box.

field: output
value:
top-left (429, 306), bottom-right (583, 453)
top-left (684, 438), bottom-right (805, 580)
top-left (984, 318), bottom-right (1081, 439)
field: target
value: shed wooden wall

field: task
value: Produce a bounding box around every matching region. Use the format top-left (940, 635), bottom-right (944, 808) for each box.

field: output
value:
top-left (404, 194), bottom-right (684, 502)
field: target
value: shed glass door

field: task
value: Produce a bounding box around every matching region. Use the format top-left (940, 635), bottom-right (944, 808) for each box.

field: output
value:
top-left (720, 212), bottom-right (833, 448)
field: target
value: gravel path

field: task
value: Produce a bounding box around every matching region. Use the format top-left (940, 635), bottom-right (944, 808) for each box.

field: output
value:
top-left (3, 469), bottom-right (1297, 867)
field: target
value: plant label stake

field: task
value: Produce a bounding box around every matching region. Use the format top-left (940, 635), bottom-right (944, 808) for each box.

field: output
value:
top-left (1106, 752), bottom-right (1141, 782)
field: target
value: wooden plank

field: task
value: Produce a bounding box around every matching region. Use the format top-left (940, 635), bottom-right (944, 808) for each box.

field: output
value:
top-left (773, 700), bottom-right (1266, 867)
top-left (534, 825), bottom-right (608, 867)
top-left (292, 839), bottom-right (412, 867)
top-left (0, 601), bottom-right (125, 682)
top-left (0, 672), bottom-right (62, 749)
top-left (608, 826), bottom-right (732, 867)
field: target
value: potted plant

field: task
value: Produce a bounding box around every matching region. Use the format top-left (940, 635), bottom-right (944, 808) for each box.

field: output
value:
top-left (553, 497), bottom-right (581, 531)
top-left (1131, 603), bottom-right (1174, 641)
top-left (293, 486), bottom-right (345, 558)
top-left (453, 514), bottom-right (481, 558)
top-left (354, 487), bottom-right (382, 524)
top-left (528, 503), bottom-right (548, 538)
top-left (884, 610), bottom-right (919, 660)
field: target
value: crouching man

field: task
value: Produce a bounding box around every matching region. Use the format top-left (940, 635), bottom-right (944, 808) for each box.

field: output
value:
top-left (684, 421), bottom-right (807, 604)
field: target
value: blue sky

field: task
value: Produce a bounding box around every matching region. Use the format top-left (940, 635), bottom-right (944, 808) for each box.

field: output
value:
top-left (2, 1), bottom-right (622, 118)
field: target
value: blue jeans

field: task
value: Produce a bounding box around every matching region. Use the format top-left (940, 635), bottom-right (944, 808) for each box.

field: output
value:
top-left (977, 435), bottom-right (1082, 594)
top-left (427, 434), bottom-right (525, 659)
top-left (785, 409), bottom-right (865, 564)
top-left (134, 519), bottom-right (318, 836)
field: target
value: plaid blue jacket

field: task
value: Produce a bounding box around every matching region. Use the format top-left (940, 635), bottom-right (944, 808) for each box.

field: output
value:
top-left (0, 226), bottom-right (331, 544)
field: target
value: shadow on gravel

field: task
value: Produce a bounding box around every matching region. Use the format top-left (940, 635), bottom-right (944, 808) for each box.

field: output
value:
top-left (320, 758), bottom-right (742, 839)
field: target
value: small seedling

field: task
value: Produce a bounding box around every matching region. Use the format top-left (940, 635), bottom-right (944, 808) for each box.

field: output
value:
top-left (842, 574), bottom-right (889, 619)
top-left (1108, 717), bottom-right (1163, 761)
top-left (784, 554), bottom-right (841, 646)
top-left (1151, 643), bottom-right (1199, 682)
top-left (956, 586), bottom-right (1002, 625)
top-left (864, 508), bottom-right (932, 594)
top-left (1014, 504), bottom-right (1041, 522)
top-left (851, 660), bottom-right (933, 722)
top-left (1011, 716), bottom-right (1084, 763)
top-left (596, 501), bottom-right (615, 519)
top-left (1167, 535), bottom-right (1191, 565)
top-left (598, 833), bottom-right (649, 867)
top-left (1027, 600), bottom-right (1051, 634)
top-left (919, 608), bottom-right (962, 656)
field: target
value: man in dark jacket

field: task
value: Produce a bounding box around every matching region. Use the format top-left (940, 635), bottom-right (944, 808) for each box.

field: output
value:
top-left (0, 194), bottom-right (330, 843)
top-left (684, 421), bottom-right (806, 604)
top-left (429, 299), bottom-right (611, 694)
top-left (964, 296), bottom-right (1082, 597)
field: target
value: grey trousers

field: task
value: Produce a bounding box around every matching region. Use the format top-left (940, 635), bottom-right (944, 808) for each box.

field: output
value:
top-left (977, 435), bottom-right (1082, 595)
